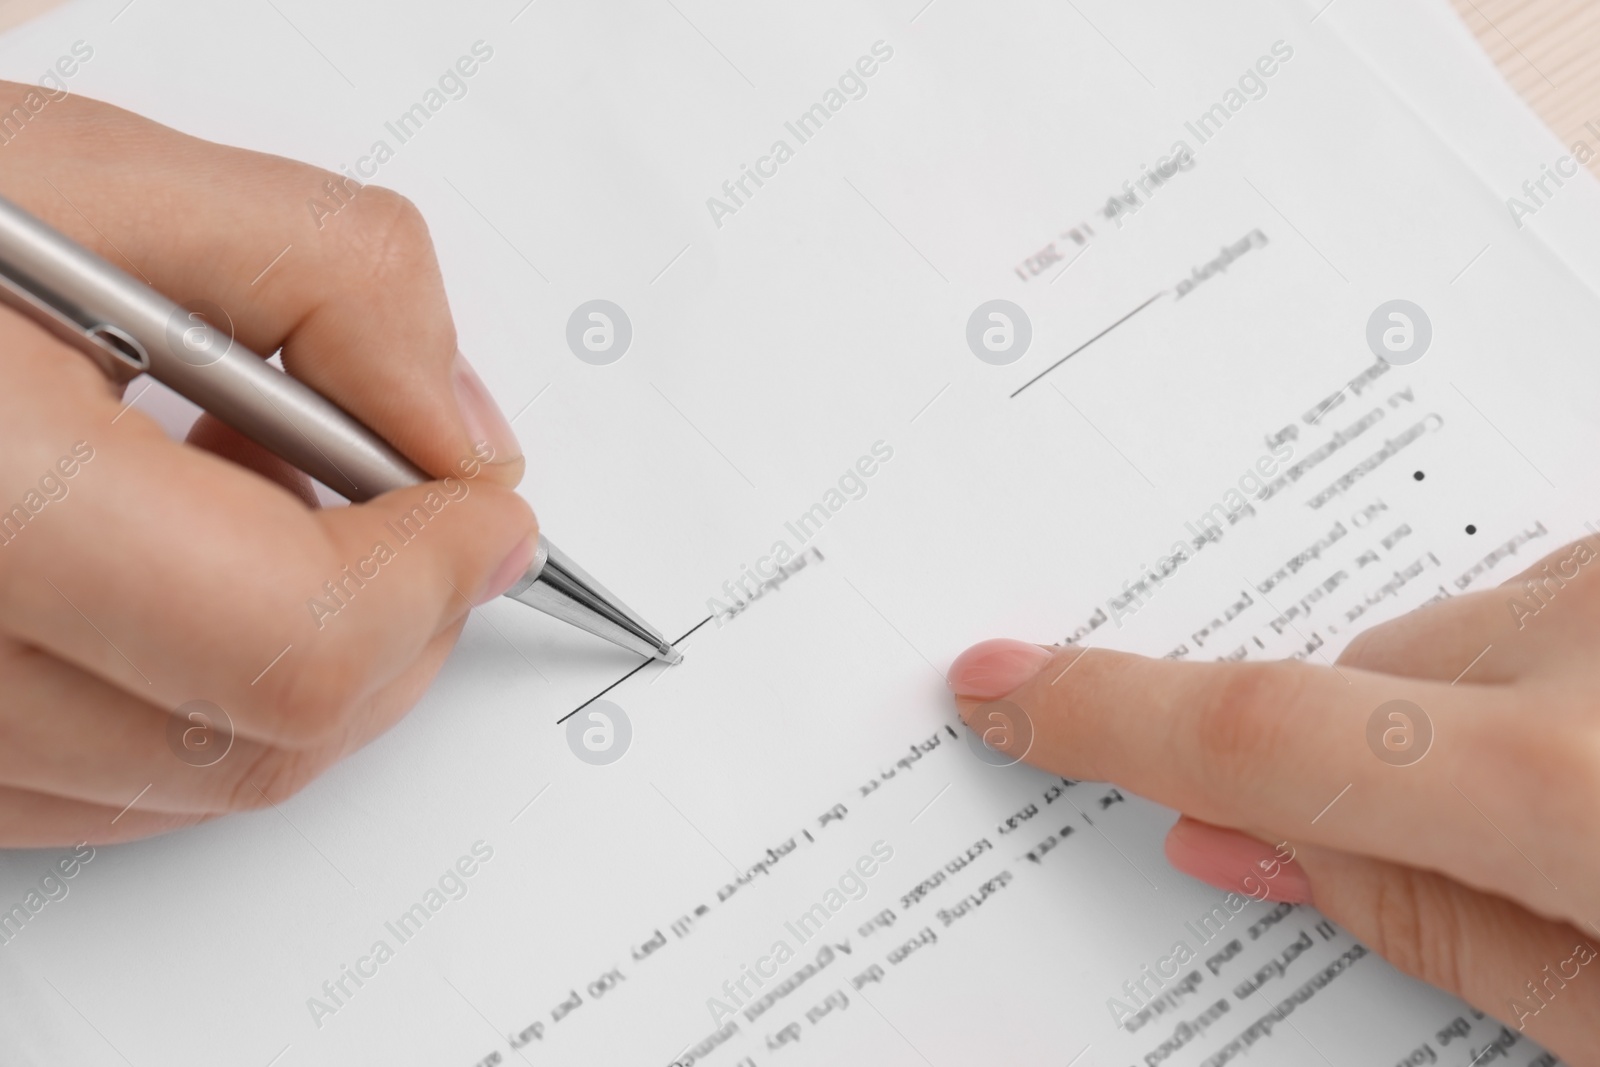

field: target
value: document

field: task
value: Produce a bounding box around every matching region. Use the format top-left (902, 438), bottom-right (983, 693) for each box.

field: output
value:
top-left (0, 0), bottom-right (1594, 1064)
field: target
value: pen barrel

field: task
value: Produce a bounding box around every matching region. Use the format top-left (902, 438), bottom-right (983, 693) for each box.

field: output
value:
top-left (0, 194), bottom-right (425, 501)
top-left (0, 195), bottom-right (676, 660)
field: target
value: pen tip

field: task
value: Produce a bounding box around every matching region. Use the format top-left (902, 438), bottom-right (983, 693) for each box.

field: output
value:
top-left (658, 646), bottom-right (685, 665)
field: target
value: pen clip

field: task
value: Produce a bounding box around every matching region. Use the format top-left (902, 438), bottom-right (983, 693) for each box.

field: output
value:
top-left (0, 266), bottom-right (149, 386)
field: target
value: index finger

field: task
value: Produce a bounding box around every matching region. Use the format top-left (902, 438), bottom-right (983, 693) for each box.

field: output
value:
top-left (0, 84), bottom-right (524, 489)
top-left (945, 639), bottom-right (1577, 920)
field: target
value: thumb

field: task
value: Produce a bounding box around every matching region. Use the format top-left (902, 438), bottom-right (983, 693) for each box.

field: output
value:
top-left (240, 475), bottom-right (538, 747)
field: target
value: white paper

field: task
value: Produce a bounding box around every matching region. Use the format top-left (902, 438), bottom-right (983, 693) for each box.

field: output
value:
top-left (0, 1), bottom-right (1593, 1064)
top-left (1312, 0), bottom-right (1600, 299)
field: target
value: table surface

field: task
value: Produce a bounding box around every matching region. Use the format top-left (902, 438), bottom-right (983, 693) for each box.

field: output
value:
top-left (1450, 0), bottom-right (1600, 163)
top-left (0, 0), bottom-right (1591, 163)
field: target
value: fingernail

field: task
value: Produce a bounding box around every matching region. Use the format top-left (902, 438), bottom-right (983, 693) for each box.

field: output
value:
top-left (452, 352), bottom-right (523, 466)
top-left (476, 535), bottom-right (538, 606)
top-left (947, 638), bottom-right (1054, 701)
top-left (1164, 819), bottom-right (1313, 904)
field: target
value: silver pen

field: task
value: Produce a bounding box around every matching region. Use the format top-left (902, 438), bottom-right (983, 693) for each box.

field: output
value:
top-left (0, 193), bottom-right (682, 664)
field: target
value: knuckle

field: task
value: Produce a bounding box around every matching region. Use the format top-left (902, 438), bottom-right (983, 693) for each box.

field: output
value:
top-left (1191, 662), bottom-right (1306, 783)
top-left (1491, 712), bottom-right (1600, 837)
top-left (338, 186), bottom-right (436, 279)
top-left (1334, 626), bottom-right (1380, 670)
top-left (1337, 627), bottom-right (1376, 668)
top-left (260, 640), bottom-right (369, 748)
top-left (1366, 869), bottom-right (1466, 996)
top-left (220, 745), bottom-right (327, 813)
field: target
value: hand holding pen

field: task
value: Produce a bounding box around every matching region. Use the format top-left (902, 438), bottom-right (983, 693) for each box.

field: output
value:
top-left (0, 84), bottom-right (672, 845)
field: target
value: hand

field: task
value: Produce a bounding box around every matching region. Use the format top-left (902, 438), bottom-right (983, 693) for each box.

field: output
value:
top-left (0, 85), bottom-right (538, 845)
top-left (949, 536), bottom-right (1600, 1063)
